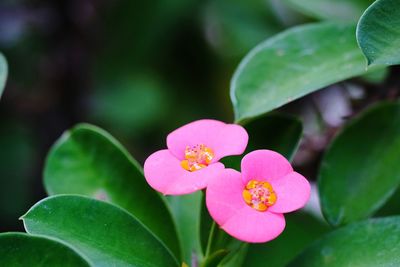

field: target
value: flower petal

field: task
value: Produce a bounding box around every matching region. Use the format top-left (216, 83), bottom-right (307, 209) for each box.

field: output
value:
top-left (206, 167), bottom-right (286, 243)
top-left (144, 149), bottom-right (225, 195)
top-left (241, 150), bottom-right (293, 184)
top-left (206, 169), bottom-right (247, 225)
top-left (167, 119), bottom-right (248, 161)
top-left (221, 207), bottom-right (286, 243)
top-left (268, 172), bottom-right (311, 213)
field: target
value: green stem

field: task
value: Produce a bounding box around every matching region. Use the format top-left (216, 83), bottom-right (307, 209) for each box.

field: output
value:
top-left (204, 221), bottom-right (217, 258)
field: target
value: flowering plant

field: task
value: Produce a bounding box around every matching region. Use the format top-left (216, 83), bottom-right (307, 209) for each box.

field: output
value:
top-left (1, 0), bottom-right (400, 266)
top-left (144, 119), bottom-right (248, 195)
top-left (206, 150), bottom-right (310, 243)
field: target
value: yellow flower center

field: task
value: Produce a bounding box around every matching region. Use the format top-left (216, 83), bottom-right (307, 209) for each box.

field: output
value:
top-left (242, 180), bottom-right (277, 212)
top-left (180, 144), bottom-right (214, 172)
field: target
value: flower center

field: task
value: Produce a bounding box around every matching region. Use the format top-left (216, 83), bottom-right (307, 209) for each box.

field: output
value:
top-left (180, 144), bottom-right (214, 172)
top-left (242, 180), bottom-right (277, 212)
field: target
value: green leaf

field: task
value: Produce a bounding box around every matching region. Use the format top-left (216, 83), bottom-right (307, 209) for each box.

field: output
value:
top-left (288, 216), bottom-right (400, 267)
top-left (319, 101), bottom-right (400, 226)
top-left (283, 0), bottom-right (373, 21)
top-left (22, 195), bottom-right (179, 267)
top-left (201, 250), bottom-right (229, 267)
top-left (375, 185), bottom-right (400, 217)
top-left (166, 192), bottom-right (204, 265)
top-left (218, 243), bottom-right (248, 267)
top-left (0, 53), bottom-right (8, 98)
top-left (0, 232), bottom-right (90, 266)
top-left (356, 0), bottom-right (400, 65)
top-left (221, 113), bottom-right (302, 170)
top-left (200, 194), bottom-right (214, 254)
top-left (231, 22), bottom-right (378, 123)
top-left (203, 222), bottom-right (240, 260)
top-left (242, 213), bottom-right (329, 267)
top-left (44, 123), bottom-right (180, 259)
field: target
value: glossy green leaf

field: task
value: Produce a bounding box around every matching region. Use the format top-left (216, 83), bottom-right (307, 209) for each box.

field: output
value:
top-left (44, 123), bottom-right (180, 259)
top-left (22, 195), bottom-right (179, 267)
top-left (288, 216), bottom-right (400, 267)
top-left (0, 53), bottom-right (7, 98)
top-left (283, 0), bottom-right (373, 21)
top-left (357, 0), bottom-right (400, 65)
top-left (221, 113), bottom-right (302, 170)
top-left (0, 232), bottom-right (90, 266)
top-left (243, 213), bottom-right (329, 267)
top-left (319, 102), bottom-right (400, 226)
top-left (231, 22), bottom-right (378, 123)
top-left (166, 192), bottom-right (204, 265)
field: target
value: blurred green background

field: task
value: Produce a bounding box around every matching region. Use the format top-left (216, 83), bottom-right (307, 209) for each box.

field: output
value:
top-left (0, 0), bottom-right (398, 235)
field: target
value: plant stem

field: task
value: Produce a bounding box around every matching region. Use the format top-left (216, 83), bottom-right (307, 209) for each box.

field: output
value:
top-left (205, 221), bottom-right (217, 258)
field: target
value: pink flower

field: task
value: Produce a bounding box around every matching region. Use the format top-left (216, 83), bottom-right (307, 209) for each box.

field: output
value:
top-left (206, 150), bottom-right (310, 243)
top-left (144, 119), bottom-right (248, 195)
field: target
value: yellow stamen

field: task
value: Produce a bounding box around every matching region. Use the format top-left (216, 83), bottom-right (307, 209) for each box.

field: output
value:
top-left (181, 144), bottom-right (214, 172)
top-left (242, 180), bottom-right (277, 212)
top-left (242, 189), bottom-right (253, 205)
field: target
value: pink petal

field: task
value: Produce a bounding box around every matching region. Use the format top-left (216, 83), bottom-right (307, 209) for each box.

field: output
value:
top-left (206, 169), bottom-right (247, 225)
top-left (268, 172), bottom-right (311, 213)
top-left (144, 149), bottom-right (225, 195)
top-left (221, 207), bottom-right (286, 243)
top-left (206, 167), bottom-right (286, 243)
top-left (241, 150), bottom-right (293, 184)
top-left (166, 119), bottom-right (248, 161)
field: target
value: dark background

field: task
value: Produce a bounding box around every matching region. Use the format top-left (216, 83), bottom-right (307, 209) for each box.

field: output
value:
top-left (0, 0), bottom-right (399, 232)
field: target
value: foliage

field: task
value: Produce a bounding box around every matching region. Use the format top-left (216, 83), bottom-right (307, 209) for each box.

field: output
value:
top-left (357, 0), bottom-right (400, 65)
top-left (0, 0), bottom-right (400, 266)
